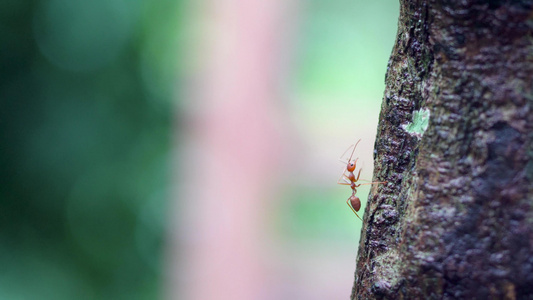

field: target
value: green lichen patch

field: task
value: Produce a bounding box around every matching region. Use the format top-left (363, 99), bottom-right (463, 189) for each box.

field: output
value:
top-left (403, 108), bottom-right (430, 137)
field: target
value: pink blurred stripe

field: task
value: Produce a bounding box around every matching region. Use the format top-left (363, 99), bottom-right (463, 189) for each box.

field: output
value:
top-left (167, 0), bottom-right (295, 299)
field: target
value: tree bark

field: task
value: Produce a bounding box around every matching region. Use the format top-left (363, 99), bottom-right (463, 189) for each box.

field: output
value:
top-left (352, 1), bottom-right (533, 299)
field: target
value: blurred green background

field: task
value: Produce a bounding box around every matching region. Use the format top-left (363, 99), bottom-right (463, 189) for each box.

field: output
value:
top-left (1, 0), bottom-right (181, 298)
top-left (0, 0), bottom-right (398, 299)
top-left (280, 0), bottom-right (398, 251)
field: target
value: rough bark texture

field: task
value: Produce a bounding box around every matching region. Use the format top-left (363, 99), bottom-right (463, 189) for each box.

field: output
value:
top-left (352, 1), bottom-right (533, 299)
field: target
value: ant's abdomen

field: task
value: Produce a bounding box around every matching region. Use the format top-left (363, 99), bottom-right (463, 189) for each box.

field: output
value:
top-left (350, 195), bottom-right (361, 211)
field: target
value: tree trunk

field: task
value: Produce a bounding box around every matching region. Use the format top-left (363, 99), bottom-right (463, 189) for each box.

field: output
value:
top-left (352, 1), bottom-right (533, 299)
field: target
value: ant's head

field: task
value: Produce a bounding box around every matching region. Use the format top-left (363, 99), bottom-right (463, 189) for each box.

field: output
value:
top-left (347, 158), bottom-right (358, 172)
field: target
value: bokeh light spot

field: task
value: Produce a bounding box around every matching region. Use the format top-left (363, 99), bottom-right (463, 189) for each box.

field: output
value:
top-left (33, 0), bottom-right (138, 72)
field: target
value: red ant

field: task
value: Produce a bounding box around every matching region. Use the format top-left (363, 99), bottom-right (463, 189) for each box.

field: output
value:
top-left (337, 139), bottom-right (386, 221)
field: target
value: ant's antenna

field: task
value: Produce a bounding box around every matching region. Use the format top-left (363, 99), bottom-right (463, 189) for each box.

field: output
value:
top-left (347, 139), bottom-right (361, 162)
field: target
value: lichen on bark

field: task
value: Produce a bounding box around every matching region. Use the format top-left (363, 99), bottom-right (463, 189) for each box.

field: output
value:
top-left (352, 1), bottom-right (533, 299)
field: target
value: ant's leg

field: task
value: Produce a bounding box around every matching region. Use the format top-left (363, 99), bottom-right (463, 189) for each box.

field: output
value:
top-left (355, 168), bottom-right (362, 181)
top-left (357, 181), bottom-right (387, 186)
top-left (336, 169), bottom-right (347, 184)
top-left (355, 179), bottom-right (372, 183)
top-left (337, 176), bottom-right (352, 186)
top-left (336, 166), bottom-right (354, 184)
top-left (346, 198), bottom-right (363, 221)
top-left (338, 171), bottom-right (357, 185)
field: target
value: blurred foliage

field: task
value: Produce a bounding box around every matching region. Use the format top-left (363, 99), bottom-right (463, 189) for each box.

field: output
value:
top-left (296, 0), bottom-right (399, 101)
top-left (278, 186), bottom-right (373, 240)
top-left (0, 0), bottom-right (182, 298)
top-left (288, 0), bottom-right (399, 244)
top-left (0, 0), bottom-right (399, 297)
